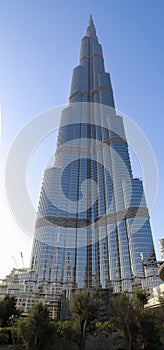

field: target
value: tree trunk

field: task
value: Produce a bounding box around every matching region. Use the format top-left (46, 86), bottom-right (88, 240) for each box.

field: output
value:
top-left (11, 329), bottom-right (15, 345)
top-left (79, 337), bottom-right (85, 350)
top-left (127, 330), bottom-right (132, 350)
top-left (34, 334), bottom-right (37, 350)
top-left (83, 319), bottom-right (87, 338)
top-left (128, 337), bottom-right (132, 350)
top-left (79, 319), bottom-right (87, 350)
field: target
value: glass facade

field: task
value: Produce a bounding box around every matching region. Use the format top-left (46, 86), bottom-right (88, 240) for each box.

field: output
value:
top-left (30, 15), bottom-right (160, 301)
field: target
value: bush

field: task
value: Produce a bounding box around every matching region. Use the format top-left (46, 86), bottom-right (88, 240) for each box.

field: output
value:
top-left (55, 320), bottom-right (79, 343)
top-left (0, 327), bottom-right (12, 344)
top-left (95, 321), bottom-right (114, 335)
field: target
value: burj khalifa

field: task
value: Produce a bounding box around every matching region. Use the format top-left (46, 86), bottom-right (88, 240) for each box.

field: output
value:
top-left (30, 16), bottom-right (159, 300)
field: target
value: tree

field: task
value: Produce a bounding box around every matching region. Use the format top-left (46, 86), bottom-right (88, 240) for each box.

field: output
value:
top-left (0, 295), bottom-right (20, 327)
top-left (16, 302), bottom-right (55, 350)
top-left (70, 290), bottom-right (99, 350)
top-left (112, 290), bottom-right (161, 350)
top-left (55, 320), bottom-right (79, 348)
top-left (133, 289), bottom-right (149, 308)
top-left (8, 314), bottom-right (19, 345)
top-left (112, 292), bottom-right (136, 350)
top-left (132, 290), bottom-right (160, 350)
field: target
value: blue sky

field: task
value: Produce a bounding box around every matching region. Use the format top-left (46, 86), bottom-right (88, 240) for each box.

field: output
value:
top-left (0, 0), bottom-right (164, 277)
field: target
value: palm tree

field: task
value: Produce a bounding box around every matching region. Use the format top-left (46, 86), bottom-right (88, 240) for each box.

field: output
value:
top-left (70, 290), bottom-right (99, 350)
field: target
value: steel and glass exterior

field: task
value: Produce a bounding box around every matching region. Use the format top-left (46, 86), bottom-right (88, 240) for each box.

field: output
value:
top-left (30, 16), bottom-right (160, 299)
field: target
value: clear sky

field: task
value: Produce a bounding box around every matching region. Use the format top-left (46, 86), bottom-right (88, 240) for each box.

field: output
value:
top-left (0, 0), bottom-right (164, 278)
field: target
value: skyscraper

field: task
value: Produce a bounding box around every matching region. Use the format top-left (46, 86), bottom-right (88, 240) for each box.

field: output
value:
top-left (30, 16), bottom-right (159, 303)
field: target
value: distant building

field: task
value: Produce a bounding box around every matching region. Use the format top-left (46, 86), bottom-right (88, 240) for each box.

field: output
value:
top-left (159, 239), bottom-right (164, 260)
top-left (0, 268), bottom-right (31, 312)
top-left (0, 267), bottom-right (61, 318)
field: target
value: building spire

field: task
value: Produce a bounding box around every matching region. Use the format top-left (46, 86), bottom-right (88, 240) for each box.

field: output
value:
top-left (89, 14), bottom-right (93, 25)
top-left (69, 17), bottom-right (115, 109)
top-left (86, 14), bottom-right (97, 39)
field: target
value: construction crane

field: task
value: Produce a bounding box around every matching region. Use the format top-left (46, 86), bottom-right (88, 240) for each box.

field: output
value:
top-left (20, 252), bottom-right (24, 268)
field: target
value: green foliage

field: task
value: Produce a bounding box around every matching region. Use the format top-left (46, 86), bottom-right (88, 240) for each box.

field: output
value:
top-left (111, 290), bottom-right (161, 350)
top-left (0, 295), bottom-right (20, 327)
top-left (132, 289), bottom-right (149, 307)
top-left (56, 320), bottom-right (79, 344)
top-left (15, 302), bottom-right (55, 350)
top-left (70, 290), bottom-right (99, 324)
top-left (112, 292), bottom-right (136, 350)
top-left (70, 290), bottom-right (100, 349)
top-left (133, 290), bottom-right (160, 350)
top-left (136, 310), bottom-right (160, 349)
top-left (95, 320), bottom-right (114, 335)
top-left (0, 290), bottom-right (161, 350)
top-left (0, 327), bottom-right (12, 344)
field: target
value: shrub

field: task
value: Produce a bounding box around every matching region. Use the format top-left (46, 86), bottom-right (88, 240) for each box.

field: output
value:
top-left (0, 327), bottom-right (12, 344)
